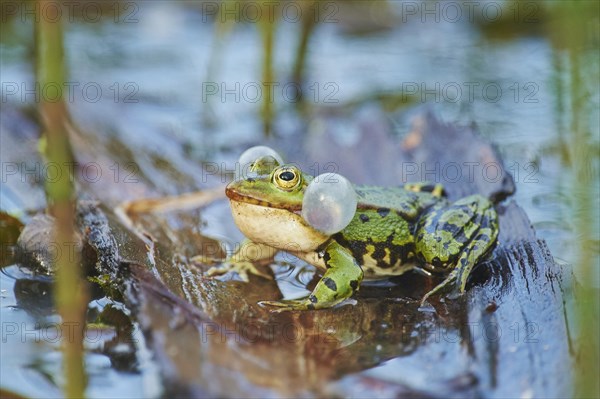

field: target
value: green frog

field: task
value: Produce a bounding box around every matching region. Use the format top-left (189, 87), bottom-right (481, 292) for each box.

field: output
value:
top-left (203, 154), bottom-right (499, 311)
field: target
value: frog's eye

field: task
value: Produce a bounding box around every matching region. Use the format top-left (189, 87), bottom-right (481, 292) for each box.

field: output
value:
top-left (302, 173), bottom-right (357, 234)
top-left (273, 166), bottom-right (302, 190)
top-left (236, 146), bottom-right (284, 180)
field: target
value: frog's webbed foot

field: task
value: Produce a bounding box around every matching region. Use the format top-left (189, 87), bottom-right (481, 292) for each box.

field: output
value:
top-left (258, 298), bottom-right (316, 312)
top-left (203, 260), bottom-right (273, 282)
top-left (192, 240), bottom-right (277, 282)
top-left (259, 297), bottom-right (358, 312)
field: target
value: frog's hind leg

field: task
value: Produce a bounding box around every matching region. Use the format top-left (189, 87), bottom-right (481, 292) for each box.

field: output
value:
top-left (419, 235), bottom-right (492, 306)
top-left (415, 195), bottom-right (498, 305)
top-left (259, 241), bottom-right (364, 311)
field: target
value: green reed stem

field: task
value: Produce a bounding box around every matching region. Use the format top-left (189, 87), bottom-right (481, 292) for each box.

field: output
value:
top-left (258, 2), bottom-right (276, 137)
top-left (563, 2), bottom-right (600, 398)
top-left (36, 1), bottom-right (87, 397)
top-left (292, 1), bottom-right (316, 85)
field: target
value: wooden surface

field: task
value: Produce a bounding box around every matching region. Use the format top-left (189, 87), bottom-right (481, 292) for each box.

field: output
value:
top-left (13, 111), bottom-right (573, 398)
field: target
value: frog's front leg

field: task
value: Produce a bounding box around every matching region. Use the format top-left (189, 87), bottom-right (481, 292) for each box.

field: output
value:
top-left (260, 241), bottom-right (364, 311)
top-left (415, 195), bottom-right (498, 305)
top-left (193, 239), bottom-right (277, 282)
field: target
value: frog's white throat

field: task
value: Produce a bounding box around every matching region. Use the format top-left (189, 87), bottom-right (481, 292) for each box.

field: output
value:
top-left (229, 200), bottom-right (329, 252)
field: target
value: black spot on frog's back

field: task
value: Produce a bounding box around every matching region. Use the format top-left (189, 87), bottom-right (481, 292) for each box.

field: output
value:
top-left (377, 208), bottom-right (390, 218)
top-left (333, 233), bottom-right (368, 260)
top-left (359, 214), bottom-right (370, 223)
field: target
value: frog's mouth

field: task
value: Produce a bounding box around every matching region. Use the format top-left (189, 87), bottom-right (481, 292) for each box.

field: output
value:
top-left (225, 186), bottom-right (302, 213)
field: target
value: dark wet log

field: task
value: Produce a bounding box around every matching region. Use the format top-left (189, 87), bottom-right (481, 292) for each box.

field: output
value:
top-left (14, 111), bottom-right (573, 398)
top-left (460, 201), bottom-right (573, 397)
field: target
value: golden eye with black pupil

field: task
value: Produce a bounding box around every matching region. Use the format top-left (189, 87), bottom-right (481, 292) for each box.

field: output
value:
top-left (279, 171), bottom-right (294, 181)
top-left (273, 167), bottom-right (301, 190)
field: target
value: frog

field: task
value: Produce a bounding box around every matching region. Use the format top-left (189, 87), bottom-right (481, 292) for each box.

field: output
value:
top-left (200, 154), bottom-right (499, 311)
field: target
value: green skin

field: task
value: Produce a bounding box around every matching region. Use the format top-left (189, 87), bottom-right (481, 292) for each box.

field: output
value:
top-left (205, 156), bottom-right (499, 311)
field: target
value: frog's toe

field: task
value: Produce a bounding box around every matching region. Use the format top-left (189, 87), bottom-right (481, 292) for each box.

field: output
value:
top-left (419, 269), bottom-right (459, 306)
top-left (419, 290), bottom-right (443, 307)
top-left (258, 299), bottom-right (314, 312)
top-left (419, 290), bottom-right (436, 307)
top-left (238, 262), bottom-right (273, 280)
top-left (191, 254), bottom-right (221, 266)
top-left (205, 261), bottom-right (272, 282)
top-left (206, 264), bottom-right (232, 278)
top-left (417, 301), bottom-right (437, 312)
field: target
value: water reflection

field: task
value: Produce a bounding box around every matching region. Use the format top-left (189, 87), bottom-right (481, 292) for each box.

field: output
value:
top-left (135, 255), bottom-right (487, 397)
